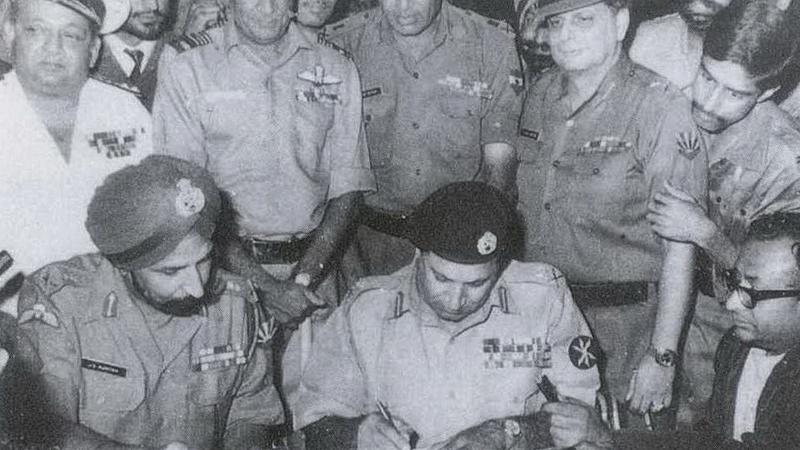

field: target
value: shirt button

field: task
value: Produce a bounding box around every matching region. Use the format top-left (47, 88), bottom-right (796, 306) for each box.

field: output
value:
top-left (413, 72), bottom-right (420, 79)
top-left (592, 168), bottom-right (600, 175)
top-left (552, 160), bottom-right (560, 167)
top-left (716, 196), bottom-right (723, 203)
top-left (412, 122), bottom-right (420, 129)
top-left (566, 119), bottom-right (575, 127)
top-left (544, 202), bottom-right (552, 211)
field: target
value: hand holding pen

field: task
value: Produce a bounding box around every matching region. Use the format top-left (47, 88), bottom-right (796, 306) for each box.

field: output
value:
top-left (356, 401), bottom-right (419, 450)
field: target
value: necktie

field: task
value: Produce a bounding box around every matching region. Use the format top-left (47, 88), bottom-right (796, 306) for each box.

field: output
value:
top-left (123, 48), bottom-right (145, 83)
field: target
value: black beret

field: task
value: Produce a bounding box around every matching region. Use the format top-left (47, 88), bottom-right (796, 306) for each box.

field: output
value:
top-left (406, 182), bottom-right (514, 264)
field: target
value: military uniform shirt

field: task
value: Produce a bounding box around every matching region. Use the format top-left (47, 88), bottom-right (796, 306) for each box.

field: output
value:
top-left (516, 57), bottom-right (708, 283)
top-left (153, 21), bottom-right (375, 238)
top-left (0, 71), bottom-right (152, 314)
top-left (329, 5), bottom-right (524, 212)
top-left (629, 13), bottom-right (702, 92)
top-left (16, 255), bottom-right (283, 449)
top-left (706, 101), bottom-right (800, 247)
top-left (294, 258), bottom-right (600, 447)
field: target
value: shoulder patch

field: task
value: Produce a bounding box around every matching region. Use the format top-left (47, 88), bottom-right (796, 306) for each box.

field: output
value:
top-left (316, 34), bottom-right (353, 60)
top-left (90, 73), bottom-right (142, 96)
top-left (167, 30), bottom-right (214, 54)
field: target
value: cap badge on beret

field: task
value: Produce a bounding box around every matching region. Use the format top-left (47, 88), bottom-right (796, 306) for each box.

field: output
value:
top-left (477, 231), bottom-right (498, 256)
top-left (175, 178), bottom-right (205, 217)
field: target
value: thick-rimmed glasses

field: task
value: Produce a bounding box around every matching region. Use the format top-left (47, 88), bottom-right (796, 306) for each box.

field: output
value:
top-left (722, 268), bottom-right (800, 309)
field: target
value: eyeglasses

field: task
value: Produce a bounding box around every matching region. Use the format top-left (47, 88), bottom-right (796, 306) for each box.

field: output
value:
top-left (722, 268), bottom-right (800, 309)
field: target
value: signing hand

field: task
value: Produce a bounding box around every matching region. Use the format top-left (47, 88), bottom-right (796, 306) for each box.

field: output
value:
top-left (183, 0), bottom-right (225, 34)
top-left (625, 356), bottom-right (675, 415)
top-left (357, 413), bottom-right (414, 450)
top-left (647, 182), bottom-right (714, 245)
top-left (543, 397), bottom-right (612, 449)
top-left (255, 278), bottom-right (324, 326)
top-left (438, 420), bottom-right (506, 450)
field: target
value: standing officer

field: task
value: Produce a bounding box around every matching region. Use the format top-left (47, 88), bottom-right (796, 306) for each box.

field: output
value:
top-left (0, 0), bottom-right (152, 315)
top-left (294, 182), bottom-right (600, 449)
top-left (515, 0), bottom-right (708, 425)
top-left (15, 155), bottom-right (284, 450)
top-left (646, 0), bottom-right (800, 427)
top-left (327, 0), bottom-right (524, 277)
top-left (93, 0), bottom-right (174, 110)
top-left (153, 0), bottom-right (374, 323)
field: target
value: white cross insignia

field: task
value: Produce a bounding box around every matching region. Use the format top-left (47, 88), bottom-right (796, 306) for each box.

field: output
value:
top-left (568, 335), bottom-right (600, 370)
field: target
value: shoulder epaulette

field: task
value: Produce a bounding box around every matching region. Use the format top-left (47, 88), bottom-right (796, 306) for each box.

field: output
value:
top-left (27, 256), bottom-right (98, 298)
top-left (326, 8), bottom-right (375, 36)
top-left (89, 73), bottom-right (142, 96)
top-left (316, 33), bottom-right (353, 60)
top-left (484, 17), bottom-right (516, 35)
top-left (167, 30), bottom-right (214, 53)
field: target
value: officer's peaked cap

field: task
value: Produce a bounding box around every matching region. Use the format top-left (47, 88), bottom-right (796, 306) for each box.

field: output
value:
top-left (44, 0), bottom-right (106, 27)
top-left (533, 0), bottom-right (608, 18)
top-left (406, 182), bottom-right (515, 264)
top-left (87, 155), bottom-right (221, 271)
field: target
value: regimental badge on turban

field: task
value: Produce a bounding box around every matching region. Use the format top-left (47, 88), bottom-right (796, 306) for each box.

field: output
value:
top-left (175, 178), bottom-right (206, 217)
top-left (477, 231), bottom-right (497, 255)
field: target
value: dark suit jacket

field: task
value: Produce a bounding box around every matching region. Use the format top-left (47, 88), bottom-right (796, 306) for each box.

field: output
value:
top-left (92, 38), bottom-right (166, 111)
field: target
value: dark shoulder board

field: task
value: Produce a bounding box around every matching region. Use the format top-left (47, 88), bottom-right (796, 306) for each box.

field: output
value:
top-left (316, 33), bottom-right (353, 60)
top-left (167, 30), bottom-right (214, 54)
top-left (89, 73), bottom-right (142, 96)
top-left (326, 8), bottom-right (375, 37)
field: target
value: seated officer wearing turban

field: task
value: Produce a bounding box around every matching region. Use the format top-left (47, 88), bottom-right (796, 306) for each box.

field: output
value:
top-left (293, 182), bottom-right (600, 449)
top-left (14, 155), bottom-right (284, 450)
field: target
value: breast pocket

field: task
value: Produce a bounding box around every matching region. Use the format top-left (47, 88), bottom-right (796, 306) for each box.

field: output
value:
top-left (363, 89), bottom-right (396, 168)
top-left (438, 89), bottom-right (482, 161)
top-left (573, 139), bottom-right (639, 204)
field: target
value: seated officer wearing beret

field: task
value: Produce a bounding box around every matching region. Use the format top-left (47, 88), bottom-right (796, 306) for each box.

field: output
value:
top-left (293, 182), bottom-right (600, 449)
top-left (15, 155), bottom-right (283, 450)
top-left (541, 212), bottom-right (800, 449)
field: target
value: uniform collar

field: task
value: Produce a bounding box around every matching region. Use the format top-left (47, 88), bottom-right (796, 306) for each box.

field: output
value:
top-left (223, 20), bottom-right (313, 59)
top-left (556, 52), bottom-right (634, 109)
top-left (400, 253), bottom-right (518, 336)
top-left (378, 2), bottom-right (450, 49)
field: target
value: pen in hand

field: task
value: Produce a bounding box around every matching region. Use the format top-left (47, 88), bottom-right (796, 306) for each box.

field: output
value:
top-left (377, 400), bottom-right (420, 449)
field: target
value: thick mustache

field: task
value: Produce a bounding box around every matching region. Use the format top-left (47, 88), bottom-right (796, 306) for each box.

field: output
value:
top-left (691, 101), bottom-right (723, 122)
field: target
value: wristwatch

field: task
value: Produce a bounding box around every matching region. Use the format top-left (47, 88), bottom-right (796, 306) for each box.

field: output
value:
top-left (649, 346), bottom-right (678, 367)
top-left (503, 419), bottom-right (522, 449)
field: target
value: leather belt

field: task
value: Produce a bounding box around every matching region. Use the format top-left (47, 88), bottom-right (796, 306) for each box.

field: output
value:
top-left (569, 281), bottom-right (653, 308)
top-left (241, 235), bottom-right (312, 265)
top-left (359, 207), bottom-right (409, 239)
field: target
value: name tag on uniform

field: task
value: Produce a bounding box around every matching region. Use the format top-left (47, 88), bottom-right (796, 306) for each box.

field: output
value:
top-left (483, 337), bottom-right (552, 369)
top-left (81, 358), bottom-right (127, 377)
top-left (520, 128), bottom-right (540, 141)
top-left (362, 87), bottom-right (382, 99)
top-left (579, 136), bottom-right (632, 155)
top-left (193, 343), bottom-right (247, 372)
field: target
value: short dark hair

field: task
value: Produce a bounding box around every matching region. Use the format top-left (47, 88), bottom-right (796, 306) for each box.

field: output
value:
top-left (704, 0), bottom-right (800, 90)
top-left (602, 0), bottom-right (629, 11)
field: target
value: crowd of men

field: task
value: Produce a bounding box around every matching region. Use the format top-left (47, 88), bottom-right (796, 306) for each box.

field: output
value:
top-left (1, 0), bottom-right (800, 448)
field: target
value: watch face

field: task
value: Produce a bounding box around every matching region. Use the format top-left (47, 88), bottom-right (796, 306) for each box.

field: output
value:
top-left (101, 0), bottom-right (131, 35)
top-left (656, 350), bottom-right (677, 367)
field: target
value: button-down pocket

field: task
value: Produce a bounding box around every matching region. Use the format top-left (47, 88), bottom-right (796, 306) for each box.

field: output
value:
top-left (438, 90), bottom-right (481, 119)
top-left (363, 89), bottom-right (396, 168)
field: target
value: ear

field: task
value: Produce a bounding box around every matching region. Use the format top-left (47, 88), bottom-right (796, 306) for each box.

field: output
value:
top-left (757, 85), bottom-right (780, 103)
top-left (89, 34), bottom-right (101, 68)
top-left (792, 242), bottom-right (800, 263)
top-left (615, 7), bottom-right (630, 43)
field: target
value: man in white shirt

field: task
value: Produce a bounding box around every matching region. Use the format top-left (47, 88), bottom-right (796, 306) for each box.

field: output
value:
top-left (0, 0), bottom-right (152, 315)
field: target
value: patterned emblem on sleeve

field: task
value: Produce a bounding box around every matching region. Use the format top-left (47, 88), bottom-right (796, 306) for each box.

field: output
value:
top-left (569, 335), bottom-right (601, 370)
top-left (677, 131), bottom-right (702, 160)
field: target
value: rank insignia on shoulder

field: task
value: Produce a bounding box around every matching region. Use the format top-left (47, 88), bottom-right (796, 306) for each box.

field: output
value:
top-left (316, 34), bottom-right (353, 60)
top-left (167, 30), bottom-right (213, 53)
top-left (509, 69), bottom-right (524, 95)
top-left (520, 128), bottom-right (540, 141)
top-left (18, 304), bottom-right (59, 328)
top-left (81, 358), bottom-right (127, 377)
top-left (87, 127), bottom-right (145, 158)
top-left (569, 335), bottom-right (601, 370)
top-left (677, 131), bottom-right (702, 160)
top-left (193, 343), bottom-right (247, 372)
top-left (437, 75), bottom-right (493, 99)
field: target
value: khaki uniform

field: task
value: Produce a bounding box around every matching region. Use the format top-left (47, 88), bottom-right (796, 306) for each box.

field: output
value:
top-left (516, 56), bottom-right (708, 401)
top-left (294, 258), bottom-right (600, 448)
top-left (16, 254), bottom-right (283, 449)
top-left (153, 21), bottom-right (375, 239)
